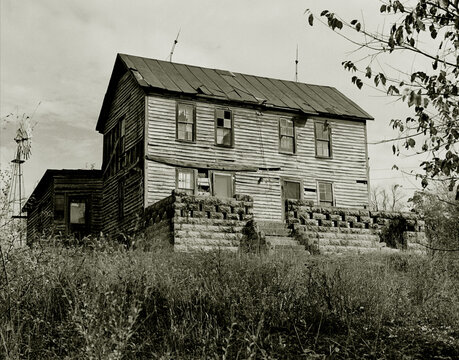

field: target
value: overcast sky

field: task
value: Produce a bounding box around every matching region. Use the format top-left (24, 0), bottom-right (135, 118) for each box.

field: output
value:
top-left (1, 0), bottom-right (427, 205)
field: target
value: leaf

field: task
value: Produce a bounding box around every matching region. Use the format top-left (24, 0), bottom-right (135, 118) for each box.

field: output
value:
top-left (308, 14), bottom-right (314, 26)
top-left (365, 66), bottom-right (372, 78)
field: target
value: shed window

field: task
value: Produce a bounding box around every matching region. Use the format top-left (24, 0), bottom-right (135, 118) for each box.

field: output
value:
top-left (70, 201), bottom-right (86, 224)
top-left (213, 173), bottom-right (233, 198)
top-left (318, 182), bottom-right (333, 206)
top-left (279, 118), bottom-right (295, 153)
top-left (177, 168), bottom-right (195, 194)
top-left (54, 194), bottom-right (65, 222)
top-left (215, 109), bottom-right (233, 146)
top-left (176, 103), bottom-right (195, 142)
top-left (315, 122), bottom-right (331, 157)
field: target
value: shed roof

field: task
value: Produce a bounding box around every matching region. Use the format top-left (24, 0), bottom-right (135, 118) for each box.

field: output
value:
top-left (23, 169), bottom-right (102, 212)
top-left (97, 53), bottom-right (373, 131)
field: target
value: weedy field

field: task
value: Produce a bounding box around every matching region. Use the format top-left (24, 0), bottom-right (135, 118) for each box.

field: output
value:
top-left (1, 239), bottom-right (458, 359)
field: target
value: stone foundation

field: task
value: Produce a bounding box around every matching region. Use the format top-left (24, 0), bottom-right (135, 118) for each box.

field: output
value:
top-left (144, 191), bottom-right (254, 251)
top-left (286, 200), bottom-right (427, 254)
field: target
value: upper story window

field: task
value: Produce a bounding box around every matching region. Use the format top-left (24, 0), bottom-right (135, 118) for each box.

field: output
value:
top-left (176, 168), bottom-right (195, 195)
top-left (318, 181), bottom-right (333, 206)
top-left (279, 118), bottom-right (295, 154)
top-left (215, 109), bottom-right (233, 147)
top-left (176, 103), bottom-right (195, 142)
top-left (315, 121), bottom-right (331, 158)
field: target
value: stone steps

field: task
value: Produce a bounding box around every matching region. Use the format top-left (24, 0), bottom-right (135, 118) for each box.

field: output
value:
top-left (257, 221), bottom-right (308, 255)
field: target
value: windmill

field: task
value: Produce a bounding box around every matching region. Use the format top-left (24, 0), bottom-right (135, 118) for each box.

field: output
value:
top-left (7, 114), bottom-right (33, 221)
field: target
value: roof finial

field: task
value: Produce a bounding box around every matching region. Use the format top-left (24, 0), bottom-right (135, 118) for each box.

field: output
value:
top-left (295, 44), bottom-right (299, 82)
top-left (168, 28), bottom-right (181, 62)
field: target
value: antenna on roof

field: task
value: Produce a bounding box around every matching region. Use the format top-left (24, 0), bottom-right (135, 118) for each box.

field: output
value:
top-left (168, 28), bottom-right (181, 62)
top-left (295, 44), bottom-right (299, 82)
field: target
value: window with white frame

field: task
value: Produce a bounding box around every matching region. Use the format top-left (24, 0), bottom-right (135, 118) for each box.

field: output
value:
top-left (215, 109), bottom-right (233, 146)
top-left (279, 118), bottom-right (295, 153)
top-left (176, 168), bottom-right (195, 194)
top-left (315, 122), bottom-right (331, 157)
top-left (176, 103), bottom-right (195, 142)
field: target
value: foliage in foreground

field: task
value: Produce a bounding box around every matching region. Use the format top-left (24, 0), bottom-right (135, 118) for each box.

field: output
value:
top-left (1, 242), bottom-right (458, 359)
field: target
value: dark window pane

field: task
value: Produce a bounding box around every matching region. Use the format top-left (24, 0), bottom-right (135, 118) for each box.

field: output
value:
top-left (284, 181), bottom-right (300, 200)
top-left (54, 194), bottom-right (65, 222)
top-left (214, 174), bottom-right (233, 198)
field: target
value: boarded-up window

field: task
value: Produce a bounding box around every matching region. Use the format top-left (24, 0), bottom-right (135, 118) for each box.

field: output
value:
top-left (213, 173), bottom-right (233, 198)
top-left (284, 180), bottom-right (301, 200)
top-left (315, 122), bottom-right (331, 157)
top-left (70, 201), bottom-right (86, 224)
top-left (215, 109), bottom-right (233, 146)
top-left (54, 194), bottom-right (65, 222)
top-left (176, 103), bottom-right (195, 142)
top-left (177, 168), bottom-right (195, 194)
top-left (318, 182), bottom-right (333, 206)
top-left (279, 118), bottom-right (295, 153)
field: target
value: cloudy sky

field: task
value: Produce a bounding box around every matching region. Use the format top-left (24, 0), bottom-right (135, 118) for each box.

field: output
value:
top-left (1, 0), bottom-right (427, 205)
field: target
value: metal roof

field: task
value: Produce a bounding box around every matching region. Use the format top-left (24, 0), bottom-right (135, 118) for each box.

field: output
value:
top-left (119, 53), bottom-right (373, 120)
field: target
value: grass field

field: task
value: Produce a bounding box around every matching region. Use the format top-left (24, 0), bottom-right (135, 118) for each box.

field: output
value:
top-left (1, 240), bottom-right (458, 359)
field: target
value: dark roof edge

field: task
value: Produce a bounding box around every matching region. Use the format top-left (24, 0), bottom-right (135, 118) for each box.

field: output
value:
top-left (23, 169), bottom-right (102, 212)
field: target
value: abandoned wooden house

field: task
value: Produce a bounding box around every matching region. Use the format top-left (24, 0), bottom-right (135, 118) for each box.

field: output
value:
top-left (23, 169), bottom-right (102, 243)
top-left (24, 53), bottom-right (426, 252)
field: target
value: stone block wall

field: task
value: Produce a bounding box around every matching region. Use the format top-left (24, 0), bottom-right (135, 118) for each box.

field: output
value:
top-left (286, 200), bottom-right (427, 254)
top-left (144, 191), bottom-right (254, 251)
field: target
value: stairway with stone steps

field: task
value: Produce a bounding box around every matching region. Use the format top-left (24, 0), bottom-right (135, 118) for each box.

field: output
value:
top-left (257, 221), bottom-right (309, 254)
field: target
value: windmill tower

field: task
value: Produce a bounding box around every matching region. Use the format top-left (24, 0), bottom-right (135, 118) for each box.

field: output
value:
top-left (6, 116), bottom-right (32, 245)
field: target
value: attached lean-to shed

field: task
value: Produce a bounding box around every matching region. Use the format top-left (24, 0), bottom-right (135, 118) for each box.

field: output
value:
top-left (23, 169), bottom-right (102, 243)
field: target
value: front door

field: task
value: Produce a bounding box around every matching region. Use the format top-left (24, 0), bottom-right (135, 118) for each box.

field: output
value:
top-left (281, 179), bottom-right (302, 219)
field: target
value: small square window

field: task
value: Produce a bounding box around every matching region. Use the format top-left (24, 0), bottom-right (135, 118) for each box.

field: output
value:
top-left (215, 109), bottom-right (233, 147)
top-left (176, 103), bottom-right (195, 142)
top-left (318, 182), bottom-right (333, 206)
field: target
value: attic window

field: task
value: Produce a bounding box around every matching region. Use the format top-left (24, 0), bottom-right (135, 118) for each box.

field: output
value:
top-left (176, 103), bottom-right (195, 142)
top-left (215, 109), bottom-right (233, 147)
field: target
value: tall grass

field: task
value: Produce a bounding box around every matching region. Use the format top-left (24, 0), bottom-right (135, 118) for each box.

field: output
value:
top-left (1, 240), bottom-right (458, 359)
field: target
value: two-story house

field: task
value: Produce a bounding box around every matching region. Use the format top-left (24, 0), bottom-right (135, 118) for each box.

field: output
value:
top-left (96, 53), bottom-right (373, 238)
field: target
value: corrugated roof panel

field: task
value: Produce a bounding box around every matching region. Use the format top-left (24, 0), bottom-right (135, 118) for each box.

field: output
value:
top-left (186, 65), bottom-right (226, 97)
top-left (200, 67), bottom-right (243, 101)
top-left (302, 84), bottom-right (349, 116)
top-left (116, 53), bottom-right (373, 120)
top-left (144, 59), bottom-right (182, 92)
top-left (123, 55), bottom-right (164, 89)
top-left (257, 77), bottom-right (303, 111)
top-left (267, 78), bottom-right (317, 114)
top-left (241, 74), bottom-right (290, 108)
top-left (157, 61), bottom-right (197, 94)
top-left (280, 80), bottom-right (329, 114)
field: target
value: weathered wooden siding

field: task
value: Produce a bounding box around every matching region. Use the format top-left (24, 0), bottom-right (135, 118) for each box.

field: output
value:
top-left (53, 176), bottom-right (103, 235)
top-left (102, 71), bottom-right (145, 237)
top-left (26, 180), bottom-right (54, 243)
top-left (145, 95), bottom-right (369, 222)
